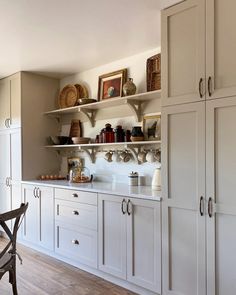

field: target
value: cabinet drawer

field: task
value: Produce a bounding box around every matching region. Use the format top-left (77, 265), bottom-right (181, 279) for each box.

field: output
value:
top-left (55, 188), bottom-right (97, 205)
top-left (55, 199), bottom-right (97, 230)
top-left (55, 222), bottom-right (97, 268)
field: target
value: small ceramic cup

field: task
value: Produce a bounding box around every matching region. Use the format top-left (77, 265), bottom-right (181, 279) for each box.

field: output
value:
top-left (154, 150), bottom-right (161, 163)
top-left (104, 151), bottom-right (113, 162)
top-left (146, 151), bottom-right (156, 163)
top-left (137, 151), bottom-right (147, 163)
top-left (119, 150), bottom-right (131, 163)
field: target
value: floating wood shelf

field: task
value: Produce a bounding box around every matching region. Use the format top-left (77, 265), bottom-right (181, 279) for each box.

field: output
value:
top-left (44, 90), bottom-right (161, 126)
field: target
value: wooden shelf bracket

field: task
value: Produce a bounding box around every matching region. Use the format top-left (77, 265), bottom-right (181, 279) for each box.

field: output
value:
top-left (125, 99), bottom-right (142, 122)
top-left (79, 108), bottom-right (96, 127)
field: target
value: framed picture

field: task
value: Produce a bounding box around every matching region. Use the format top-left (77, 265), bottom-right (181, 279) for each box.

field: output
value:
top-left (142, 113), bottom-right (161, 141)
top-left (98, 69), bottom-right (127, 101)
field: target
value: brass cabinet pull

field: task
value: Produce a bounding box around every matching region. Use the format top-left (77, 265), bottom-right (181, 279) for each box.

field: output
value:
top-left (121, 198), bottom-right (126, 214)
top-left (199, 196), bottom-right (204, 216)
top-left (72, 239), bottom-right (79, 245)
top-left (208, 76), bottom-right (212, 97)
top-left (127, 199), bottom-right (132, 216)
top-left (208, 197), bottom-right (213, 218)
top-left (72, 193), bottom-right (78, 198)
top-left (72, 210), bottom-right (79, 215)
top-left (199, 78), bottom-right (203, 98)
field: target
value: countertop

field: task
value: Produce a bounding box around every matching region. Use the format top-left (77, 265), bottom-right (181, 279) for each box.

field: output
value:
top-left (21, 180), bottom-right (161, 201)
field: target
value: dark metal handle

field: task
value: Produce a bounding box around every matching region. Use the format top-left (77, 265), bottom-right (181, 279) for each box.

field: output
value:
top-left (208, 76), bottom-right (212, 97)
top-left (199, 78), bottom-right (203, 98)
top-left (37, 188), bottom-right (41, 198)
top-left (72, 239), bottom-right (79, 245)
top-left (72, 210), bottom-right (79, 215)
top-left (72, 193), bottom-right (78, 198)
top-left (199, 196), bottom-right (204, 216)
top-left (127, 199), bottom-right (132, 216)
top-left (121, 199), bottom-right (126, 214)
top-left (7, 118), bottom-right (11, 128)
top-left (4, 119), bottom-right (8, 128)
top-left (33, 187), bottom-right (37, 197)
top-left (208, 197), bottom-right (213, 218)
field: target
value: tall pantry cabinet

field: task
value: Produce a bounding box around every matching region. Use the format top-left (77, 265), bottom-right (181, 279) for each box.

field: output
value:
top-left (161, 1), bottom-right (236, 295)
top-left (0, 72), bottom-right (60, 226)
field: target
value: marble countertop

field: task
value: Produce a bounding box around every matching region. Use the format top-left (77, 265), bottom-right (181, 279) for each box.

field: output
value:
top-left (21, 180), bottom-right (161, 201)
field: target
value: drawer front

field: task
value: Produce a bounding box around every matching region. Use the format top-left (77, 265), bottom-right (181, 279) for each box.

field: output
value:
top-left (55, 199), bottom-right (97, 230)
top-left (55, 222), bottom-right (97, 268)
top-left (55, 188), bottom-right (97, 205)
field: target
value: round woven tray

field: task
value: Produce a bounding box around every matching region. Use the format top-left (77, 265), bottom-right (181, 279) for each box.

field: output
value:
top-left (75, 84), bottom-right (89, 101)
top-left (58, 84), bottom-right (77, 108)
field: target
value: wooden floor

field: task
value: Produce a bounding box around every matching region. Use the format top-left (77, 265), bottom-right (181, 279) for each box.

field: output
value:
top-left (0, 238), bottom-right (136, 295)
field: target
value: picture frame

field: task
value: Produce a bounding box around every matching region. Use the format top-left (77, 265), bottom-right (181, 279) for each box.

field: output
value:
top-left (98, 69), bottom-right (127, 101)
top-left (142, 113), bottom-right (161, 141)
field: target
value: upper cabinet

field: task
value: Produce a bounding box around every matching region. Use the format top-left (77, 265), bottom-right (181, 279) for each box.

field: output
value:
top-left (206, 0), bottom-right (236, 100)
top-left (0, 73), bottom-right (21, 130)
top-left (162, 0), bottom-right (236, 105)
top-left (161, 0), bottom-right (205, 106)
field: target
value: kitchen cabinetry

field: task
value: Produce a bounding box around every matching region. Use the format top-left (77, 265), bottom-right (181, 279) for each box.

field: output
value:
top-left (22, 184), bottom-right (54, 251)
top-left (162, 97), bottom-right (236, 295)
top-left (0, 73), bottom-right (21, 130)
top-left (98, 193), bottom-right (161, 293)
top-left (160, 0), bottom-right (185, 10)
top-left (55, 188), bottom-right (98, 268)
top-left (162, 0), bottom-right (236, 106)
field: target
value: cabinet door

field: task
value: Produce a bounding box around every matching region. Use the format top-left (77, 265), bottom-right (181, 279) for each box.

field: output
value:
top-left (0, 131), bottom-right (10, 185)
top-left (98, 194), bottom-right (127, 279)
top-left (10, 128), bottom-right (21, 183)
top-left (206, 0), bottom-right (236, 99)
top-left (161, 0), bottom-right (205, 106)
top-left (206, 97), bottom-right (236, 295)
top-left (126, 198), bottom-right (161, 293)
top-left (38, 186), bottom-right (54, 251)
top-left (162, 102), bottom-right (206, 295)
top-left (10, 74), bottom-right (21, 128)
top-left (22, 184), bottom-right (39, 244)
top-left (0, 79), bottom-right (10, 130)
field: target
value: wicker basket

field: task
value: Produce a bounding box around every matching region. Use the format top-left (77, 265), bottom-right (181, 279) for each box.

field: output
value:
top-left (146, 54), bottom-right (161, 91)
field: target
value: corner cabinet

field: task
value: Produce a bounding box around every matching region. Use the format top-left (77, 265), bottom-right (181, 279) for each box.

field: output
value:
top-left (98, 193), bottom-right (161, 294)
top-left (22, 184), bottom-right (54, 251)
top-left (162, 0), bottom-right (236, 105)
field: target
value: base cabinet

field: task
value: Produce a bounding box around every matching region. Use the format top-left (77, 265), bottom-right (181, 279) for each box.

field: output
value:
top-left (22, 184), bottom-right (54, 251)
top-left (98, 193), bottom-right (161, 293)
top-left (54, 188), bottom-right (98, 268)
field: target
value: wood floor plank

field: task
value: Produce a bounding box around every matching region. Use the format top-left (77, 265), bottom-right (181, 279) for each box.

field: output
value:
top-left (0, 238), bottom-right (136, 295)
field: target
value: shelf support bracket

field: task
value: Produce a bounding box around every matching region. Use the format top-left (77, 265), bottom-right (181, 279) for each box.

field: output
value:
top-left (79, 109), bottom-right (96, 127)
top-left (128, 146), bottom-right (142, 165)
top-left (125, 99), bottom-right (142, 122)
top-left (80, 147), bottom-right (96, 163)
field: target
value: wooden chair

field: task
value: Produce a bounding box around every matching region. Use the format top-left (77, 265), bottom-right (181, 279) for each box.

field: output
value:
top-left (0, 203), bottom-right (28, 295)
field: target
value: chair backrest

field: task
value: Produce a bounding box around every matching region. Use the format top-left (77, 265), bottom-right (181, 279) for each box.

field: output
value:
top-left (0, 203), bottom-right (28, 260)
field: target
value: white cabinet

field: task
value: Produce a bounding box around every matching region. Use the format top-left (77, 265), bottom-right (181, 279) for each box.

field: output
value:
top-left (206, 97), bottom-right (236, 295)
top-left (55, 188), bottom-right (98, 268)
top-left (0, 73), bottom-right (21, 130)
top-left (98, 193), bottom-right (161, 293)
top-left (162, 102), bottom-right (206, 295)
top-left (98, 194), bottom-right (127, 279)
top-left (22, 184), bottom-right (54, 251)
top-left (161, 0), bottom-right (205, 106)
top-left (162, 0), bottom-right (236, 105)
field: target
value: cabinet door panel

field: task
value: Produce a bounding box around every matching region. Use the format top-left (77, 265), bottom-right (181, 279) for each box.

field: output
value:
top-left (206, 97), bottom-right (236, 295)
top-left (0, 79), bottom-right (10, 130)
top-left (39, 186), bottom-right (54, 250)
top-left (10, 129), bottom-right (21, 182)
top-left (161, 0), bottom-right (205, 106)
top-left (22, 185), bottom-right (39, 244)
top-left (98, 194), bottom-right (126, 279)
top-left (127, 198), bottom-right (161, 293)
top-left (162, 102), bottom-right (206, 295)
top-left (206, 0), bottom-right (236, 99)
top-left (0, 131), bottom-right (10, 184)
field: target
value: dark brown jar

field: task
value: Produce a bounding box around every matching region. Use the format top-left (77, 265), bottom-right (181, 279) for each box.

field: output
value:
top-left (125, 130), bottom-right (131, 142)
top-left (115, 125), bottom-right (125, 142)
top-left (102, 123), bottom-right (115, 143)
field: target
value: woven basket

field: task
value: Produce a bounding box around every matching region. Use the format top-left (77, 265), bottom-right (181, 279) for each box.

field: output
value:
top-left (146, 54), bottom-right (161, 91)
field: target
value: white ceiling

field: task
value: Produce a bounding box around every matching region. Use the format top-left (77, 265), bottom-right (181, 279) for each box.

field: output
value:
top-left (0, 0), bottom-right (161, 79)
